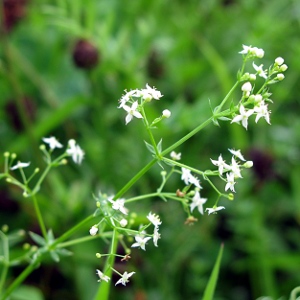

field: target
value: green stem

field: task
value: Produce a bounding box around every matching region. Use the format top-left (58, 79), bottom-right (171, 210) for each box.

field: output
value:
top-left (290, 286), bottom-right (300, 300)
top-left (32, 195), bottom-right (47, 240)
top-left (0, 258), bottom-right (41, 300)
top-left (0, 231), bottom-right (9, 295)
top-left (94, 229), bottom-right (119, 300)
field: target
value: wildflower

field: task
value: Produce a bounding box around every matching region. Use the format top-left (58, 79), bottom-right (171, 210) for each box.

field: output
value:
top-left (254, 102), bottom-right (271, 124)
top-left (181, 167), bottom-right (191, 185)
top-left (89, 225), bottom-right (98, 236)
top-left (230, 157), bottom-right (242, 178)
top-left (275, 57), bottom-right (284, 66)
top-left (96, 269), bottom-right (110, 283)
top-left (42, 136), bottom-right (63, 150)
top-left (122, 101), bottom-right (143, 125)
top-left (188, 174), bottom-right (201, 189)
top-left (147, 212), bottom-right (162, 228)
top-left (228, 149), bottom-right (245, 161)
top-left (252, 47), bottom-right (264, 58)
top-left (10, 161), bottom-right (30, 170)
top-left (225, 172), bottom-right (236, 192)
top-left (206, 206), bottom-right (225, 215)
top-left (239, 44), bottom-right (252, 55)
top-left (190, 190), bottom-right (207, 215)
top-left (231, 105), bottom-right (254, 130)
top-left (153, 227), bottom-right (161, 247)
top-left (140, 83), bottom-right (163, 101)
top-left (252, 62), bottom-right (267, 79)
top-left (162, 109), bottom-right (171, 118)
top-left (115, 271), bottom-right (135, 286)
top-left (210, 155), bottom-right (230, 175)
top-left (108, 198), bottom-right (128, 215)
top-left (66, 139), bottom-right (84, 164)
top-left (118, 89), bottom-right (139, 108)
top-left (170, 151), bottom-right (181, 160)
top-left (131, 235), bottom-right (152, 251)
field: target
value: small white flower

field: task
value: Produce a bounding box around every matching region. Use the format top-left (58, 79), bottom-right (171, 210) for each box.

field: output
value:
top-left (225, 172), bottom-right (236, 192)
top-left (252, 62), bottom-right (268, 79)
top-left (89, 225), bottom-right (98, 236)
top-left (254, 102), bottom-right (271, 124)
top-left (141, 83), bottom-right (163, 101)
top-left (42, 136), bottom-right (63, 150)
top-left (147, 212), bottom-right (162, 228)
top-left (66, 139), bottom-right (85, 164)
top-left (210, 155), bottom-right (230, 175)
top-left (275, 57), bottom-right (284, 66)
top-left (119, 219), bottom-right (128, 227)
top-left (252, 47), bottom-right (264, 58)
top-left (206, 206), bottom-right (225, 215)
top-left (10, 161), bottom-right (30, 170)
top-left (231, 105), bottom-right (254, 130)
top-left (108, 198), bottom-right (128, 215)
top-left (96, 269), bottom-right (110, 283)
top-left (241, 82), bottom-right (252, 98)
top-left (131, 235), bottom-right (152, 251)
top-left (123, 101), bottom-right (143, 125)
top-left (153, 227), bottom-right (161, 247)
top-left (190, 190), bottom-right (207, 215)
top-left (162, 109), bottom-right (171, 118)
top-left (170, 151), bottom-right (181, 161)
top-left (115, 271), bottom-right (135, 286)
top-left (118, 89), bottom-right (139, 108)
top-left (188, 174), bottom-right (202, 189)
top-left (181, 167), bottom-right (191, 185)
top-left (230, 157), bottom-right (242, 178)
top-left (228, 149), bottom-right (245, 161)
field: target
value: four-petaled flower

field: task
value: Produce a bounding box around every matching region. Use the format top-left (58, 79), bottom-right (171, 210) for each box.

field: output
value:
top-left (170, 151), bottom-right (181, 160)
top-left (123, 101), bottom-right (143, 125)
top-left (210, 155), bottom-right (230, 175)
top-left (10, 161), bottom-right (30, 170)
top-left (140, 83), bottom-right (163, 101)
top-left (96, 269), bottom-right (110, 283)
top-left (225, 172), bottom-right (236, 192)
top-left (42, 136), bottom-right (63, 150)
top-left (228, 149), bottom-right (245, 161)
top-left (66, 139), bottom-right (85, 164)
top-left (190, 190), bottom-right (207, 215)
top-left (206, 206), bottom-right (225, 215)
top-left (230, 157), bottom-right (242, 178)
top-left (108, 198), bottom-right (128, 215)
top-left (254, 102), bottom-right (271, 124)
top-left (252, 62), bottom-right (267, 79)
top-left (231, 105), bottom-right (254, 130)
top-left (131, 235), bottom-right (152, 251)
top-left (115, 271), bottom-right (135, 286)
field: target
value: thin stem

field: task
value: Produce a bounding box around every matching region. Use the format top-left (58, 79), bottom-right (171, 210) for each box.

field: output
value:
top-left (0, 231), bottom-right (9, 295)
top-left (32, 195), bottom-right (47, 240)
top-left (290, 286), bottom-right (300, 300)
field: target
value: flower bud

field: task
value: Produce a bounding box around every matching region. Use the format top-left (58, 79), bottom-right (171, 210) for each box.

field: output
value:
top-left (120, 219), bottom-right (128, 227)
top-left (228, 193), bottom-right (234, 201)
top-left (241, 82), bottom-right (252, 92)
top-left (244, 160), bottom-right (253, 168)
top-left (249, 74), bottom-right (257, 81)
top-left (280, 64), bottom-right (288, 72)
top-left (162, 109), bottom-right (171, 118)
top-left (89, 225), bottom-right (98, 236)
top-left (275, 57), bottom-right (284, 66)
top-left (276, 73), bottom-right (285, 81)
top-left (96, 253), bottom-right (101, 258)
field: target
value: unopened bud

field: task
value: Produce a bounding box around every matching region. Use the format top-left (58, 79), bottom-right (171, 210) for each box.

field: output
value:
top-left (162, 109), bottom-right (171, 118)
top-left (244, 160), bottom-right (253, 168)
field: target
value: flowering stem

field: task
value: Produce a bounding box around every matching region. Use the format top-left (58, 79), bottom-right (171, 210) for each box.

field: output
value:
top-left (32, 194), bottom-right (47, 240)
top-left (94, 229), bottom-right (119, 300)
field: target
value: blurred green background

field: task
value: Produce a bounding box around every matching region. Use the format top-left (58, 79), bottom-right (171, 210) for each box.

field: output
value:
top-left (1, 0), bottom-right (300, 299)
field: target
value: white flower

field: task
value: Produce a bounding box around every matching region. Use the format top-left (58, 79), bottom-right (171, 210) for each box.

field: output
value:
top-left (153, 227), bottom-right (161, 247)
top-left (162, 109), bottom-right (171, 118)
top-left (96, 269), bottom-right (110, 283)
top-left (10, 161), bottom-right (30, 170)
top-left (89, 225), bottom-right (98, 236)
top-left (228, 149), bottom-right (245, 161)
top-left (206, 206), bottom-right (225, 215)
top-left (115, 271), bottom-right (135, 286)
top-left (190, 190), bottom-right (207, 215)
top-left (122, 101), bottom-right (143, 125)
top-left (239, 44), bottom-right (252, 55)
top-left (252, 62), bottom-right (267, 79)
top-left (170, 151), bottom-right (181, 161)
top-left (66, 139), bottom-right (84, 164)
top-left (131, 235), bottom-right (152, 251)
top-left (147, 212), bottom-right (162, 228)
top-left (275, 57), bottom-right (284, 66)
top-left (254, 102), bottom-right (271, 124)
top-left (42, 136), bottom-right (63, 150)
top-left (231, 105), bottom-right (254, 130)
top-left (210, 155), bottom-right (230, 175)
top-left (252, 47), bottom-right (264, 58)
top-left (241, 82), bottom-right (252, 97)
top-left (280, 64), bottom-right (288, 72)
top-left (118, 89), bottom-right (139, 108)
top-left (225, 172), bottom-right (236, 192)
top-left (119, 219), bottom-right (128, 227)
top-left (181, 167), bottom-right (191, 185)
top-left (188, 174), bottom-right (201, 189)
top-left (108, 198), bottom-right (128, 215)
top-left (230, 157), bottom-right (242, 178)
top-left (276, 73), bottom-right (285, 81)
top-left (140, 83), bottom-right (163, 101)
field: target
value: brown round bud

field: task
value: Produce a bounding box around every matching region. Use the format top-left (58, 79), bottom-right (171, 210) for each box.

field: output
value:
top-left (72, 39), bottom-right (100, 70)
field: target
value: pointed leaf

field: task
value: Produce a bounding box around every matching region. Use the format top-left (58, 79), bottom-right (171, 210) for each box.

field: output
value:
top-left (157, 139), bottom-right (163, 153)
top-left (144, 141), bottom-right (155, 154)
top-left (50, 250), bottom-right (60, 263)
top-left (29, 232), bottom-right (46, 246)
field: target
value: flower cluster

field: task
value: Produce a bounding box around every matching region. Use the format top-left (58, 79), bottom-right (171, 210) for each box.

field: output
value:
top-left (118, 84), bottom-right (163, 124)
top-left (239, 44), bottom-right (265, 58)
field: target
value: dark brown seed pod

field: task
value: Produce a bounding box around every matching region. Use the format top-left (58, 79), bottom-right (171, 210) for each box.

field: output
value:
top-left (72, 39), bottom-right (100, 70)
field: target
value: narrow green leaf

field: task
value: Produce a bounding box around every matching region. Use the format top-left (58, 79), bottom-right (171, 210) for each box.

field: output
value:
top-left (28, 232), bottom-right (46, 247)
top-left (202, 243), bottom-right (224, 300)
top-left (144, 141), bottom-right (155, 154)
